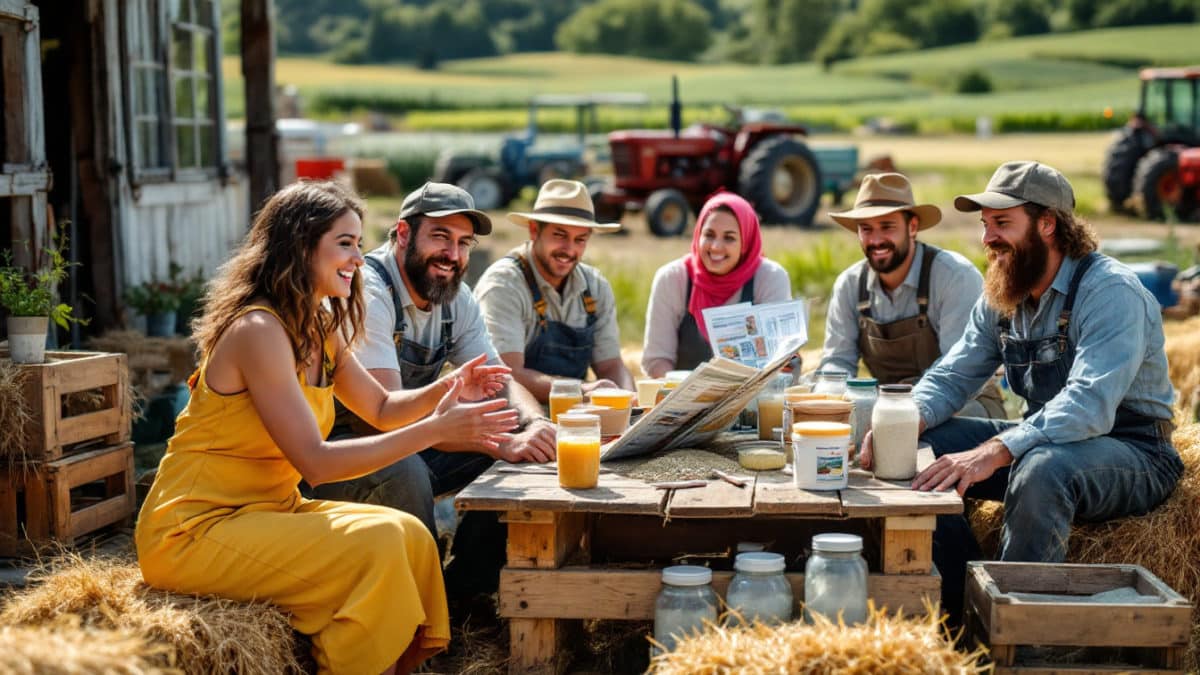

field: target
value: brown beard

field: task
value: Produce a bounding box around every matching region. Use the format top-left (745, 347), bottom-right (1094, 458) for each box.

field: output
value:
top-left (404, 241), bottom-right (466, 305)
top-left (983, 225), bottom-right (1049, 317)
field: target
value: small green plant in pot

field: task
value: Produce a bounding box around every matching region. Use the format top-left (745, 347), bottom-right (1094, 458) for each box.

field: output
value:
top-left (124, 263), bottom-right (188, 337)
top-left (0, 229), bottom-right (85, 364)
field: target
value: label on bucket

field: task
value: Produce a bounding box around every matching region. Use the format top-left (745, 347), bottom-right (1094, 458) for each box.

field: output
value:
top-left (814, 442), bottom-right (845, 481)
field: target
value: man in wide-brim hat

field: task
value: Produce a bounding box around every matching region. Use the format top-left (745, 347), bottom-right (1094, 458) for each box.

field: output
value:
top-left (475, 179), bottom-right (635, 401)
top-left (819, 172), bottom-right (1006, 418)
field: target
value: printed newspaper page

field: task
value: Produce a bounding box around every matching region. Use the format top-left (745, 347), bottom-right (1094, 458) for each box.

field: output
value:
top-left (601, 334), bottom-right (805, 461)
top-left (702, 299), bottom-right (807, 369)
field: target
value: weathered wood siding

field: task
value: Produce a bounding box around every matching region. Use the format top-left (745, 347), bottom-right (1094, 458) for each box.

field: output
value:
top-left (100, 0), bottom-right (248, 289)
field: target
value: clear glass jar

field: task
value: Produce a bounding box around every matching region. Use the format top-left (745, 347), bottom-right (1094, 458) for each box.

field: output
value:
top-left (556, 412), bottom-right (600, 489)
top-left (756, 373), bottom-right (791, 441)
top-left (781, 385), bottom-right (816, 461)
top-left (549, 378), bottom-right (583, 423)
top-left (845, 377), bottom-right (878, 466)
top-left (870, 384), bottom-right (920, 480)
top-left (812, 370), bottom-right (849, 397)
top-left (726, 552), bottom-right (793, 626)
top-left (804, 533), bottom-right (868, 625)
top-left (654, 565), bottom-right (718, 656)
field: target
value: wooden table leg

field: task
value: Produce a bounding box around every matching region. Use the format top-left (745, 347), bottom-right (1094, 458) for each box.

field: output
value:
top-left (881, 515), bottom-right (935, 574)
top-left (501, 511), bottom-right (587, 674)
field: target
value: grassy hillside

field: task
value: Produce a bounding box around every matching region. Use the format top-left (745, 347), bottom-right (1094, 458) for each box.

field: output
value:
top-left (223, 24), bottom-right (1200, 129)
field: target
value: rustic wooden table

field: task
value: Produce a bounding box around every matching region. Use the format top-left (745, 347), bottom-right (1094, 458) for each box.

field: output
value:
top-left (455, 444), bottom-right (963, 674)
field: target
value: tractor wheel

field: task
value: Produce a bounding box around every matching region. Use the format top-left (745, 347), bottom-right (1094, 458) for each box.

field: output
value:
top-left (458, 167), bottom-right (510, 211)
top-left (587, 179), bottom-right (624, 224)
top-left (1102, 127), bottom-right (1154, 213)
top-left (738, 136), bottom-right (822, 226)
top-left (1133, 148), bottom-right (1182, 221)
top-left (646, 189), bottom-right (691, 237)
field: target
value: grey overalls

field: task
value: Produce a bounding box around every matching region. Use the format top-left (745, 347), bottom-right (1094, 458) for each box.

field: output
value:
top-left (674, 276), bottom-right (755, 371)
top-left (857, 244), bottom-right (1007, 417)
top-left (507, 252), bottom-right (597, 380)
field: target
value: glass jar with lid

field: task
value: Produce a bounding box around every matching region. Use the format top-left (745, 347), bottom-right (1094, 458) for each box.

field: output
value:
top-left (756, 373), bottom-right (791, 441)
top-left (653, 565), bottom-right (718, 656)
top-left (556, 412), bottom-right (601, 489)
top-left (725, 552), bottom-right (794, 626)
top-left (845, 377), bottom-right (878, 465)
top-left (812, 369), bottom-right (849, 397)
top-left (549, 378), bottom-right (583, 423)
top-left (870, 384), bottom-right (921, 480)
top-left (804, 533), bottom-right (868, 625)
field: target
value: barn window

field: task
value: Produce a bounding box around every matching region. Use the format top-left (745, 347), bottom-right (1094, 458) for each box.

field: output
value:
top-left (123, 0), bottom-right (221, 180)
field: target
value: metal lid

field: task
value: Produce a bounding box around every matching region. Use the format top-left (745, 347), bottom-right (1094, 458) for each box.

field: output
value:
top-left (662, 565), bottom-right (712, 586)
top-left (847, 377), bottom-right (878, 388)
top-left (879, 384), bottom-right (912, 394)
top-left (812, 533), bottom-right (863, 553)
top-left (734, 552), bottom-right (786, 573)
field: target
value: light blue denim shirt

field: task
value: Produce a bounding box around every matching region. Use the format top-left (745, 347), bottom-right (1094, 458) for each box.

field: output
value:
top-left (912, 254), bottom-right (1174, 459)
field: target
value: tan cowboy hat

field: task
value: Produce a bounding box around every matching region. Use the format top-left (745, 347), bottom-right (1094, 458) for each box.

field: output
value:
top-left (507, 179), bottom-right (621, 232)
top-left (829, 173), bottom-right (941, 232)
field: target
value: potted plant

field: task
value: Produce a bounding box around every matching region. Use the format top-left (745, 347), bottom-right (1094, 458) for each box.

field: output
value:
top-left (0, 230), bottom-right (84, 364)
top-left (124, 263), bottom-right (187, 337)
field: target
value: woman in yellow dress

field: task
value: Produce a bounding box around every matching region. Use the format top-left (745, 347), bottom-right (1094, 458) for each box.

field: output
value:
top-left (135, 181), bottom-right (518, 674)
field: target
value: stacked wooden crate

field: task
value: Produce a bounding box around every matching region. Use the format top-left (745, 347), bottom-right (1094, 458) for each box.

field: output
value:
top-left (0, 350), bottom-right (134, 557)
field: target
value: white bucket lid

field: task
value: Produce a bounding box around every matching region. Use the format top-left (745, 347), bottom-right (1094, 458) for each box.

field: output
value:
top-left (812, 533), bottom-right (863, 553)
top-left (662, 565), bottom-right (712, 586)
top-left (734, 552), bottom-right (786, 573)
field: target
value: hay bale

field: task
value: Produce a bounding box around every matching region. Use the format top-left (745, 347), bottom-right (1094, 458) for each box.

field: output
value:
top-left (966, 423), bottom-right (1200, 668)
top-left (1164, 317), bottom-right (1200, 421)
top-left (0, 360), bottom-right (33, 466)
top-left (0, 554), bottom-right (303, 675)
top-left (648, 602), bottom-right (986, 674)
top-left (0, 621), bottom-right (169, 675)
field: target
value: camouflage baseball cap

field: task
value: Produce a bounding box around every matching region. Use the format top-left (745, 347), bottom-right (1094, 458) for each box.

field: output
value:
top-left (399, 182), bottom-right (492, 235)
top-left (954, 161), bottom-right (1075, 213)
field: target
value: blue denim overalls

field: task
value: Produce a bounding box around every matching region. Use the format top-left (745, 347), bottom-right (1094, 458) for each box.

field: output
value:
top-left (508, 252), bottom-right (596, 380)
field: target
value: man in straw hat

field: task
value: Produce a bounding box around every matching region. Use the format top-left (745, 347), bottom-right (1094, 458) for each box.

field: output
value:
top-left (862, 161), bottom-right (1183, 626)
top-left (821, 172), bottom-right (1005, 418)
top-left (311, 181), bottom-right (556, 603)
top-left (475, 178), bottom-right (635, 401)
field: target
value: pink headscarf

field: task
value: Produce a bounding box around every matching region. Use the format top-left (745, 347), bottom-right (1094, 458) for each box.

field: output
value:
top-left (683, 192), bottom-right (763, 340)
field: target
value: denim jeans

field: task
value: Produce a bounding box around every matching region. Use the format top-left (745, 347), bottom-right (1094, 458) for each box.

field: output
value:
top-left (922, 416), bottom-right (1182, 625)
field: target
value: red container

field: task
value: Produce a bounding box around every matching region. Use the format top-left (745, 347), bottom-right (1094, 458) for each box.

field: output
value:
top-left (294, 157), bottom-right (345, 180)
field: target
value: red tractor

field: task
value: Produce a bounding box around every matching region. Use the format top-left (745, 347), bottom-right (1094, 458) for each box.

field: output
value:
top-left (593, 78), bottom-right (854, 236)
top-left (1102, 66), bottom-right (1200, 221)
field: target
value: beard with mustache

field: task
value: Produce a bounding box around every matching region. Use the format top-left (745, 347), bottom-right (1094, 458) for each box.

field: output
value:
top-left (862, 230), bottom-right (912, 274)
top-left (983, 223), bottom-right (1049, 317)
top-left (532, 244), bottom-right (579, 283)
top-left (404, 240), bottom-right (466, 305)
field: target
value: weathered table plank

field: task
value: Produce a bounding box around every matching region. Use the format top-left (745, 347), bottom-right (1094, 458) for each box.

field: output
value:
top-left (456, 466), bottom-right (666, 515)
top-left (665, 477), bottom-right (754, 518)
top-left (751, 471), bottom-right (843, 516)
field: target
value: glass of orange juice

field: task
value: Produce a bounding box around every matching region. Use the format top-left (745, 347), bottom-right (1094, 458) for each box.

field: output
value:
top-left (549, 379), bottom-right (583, 423)
top-left (556, 412), bottom-right (601, 489)
top-left (589, 387), bottom-right (635, 410)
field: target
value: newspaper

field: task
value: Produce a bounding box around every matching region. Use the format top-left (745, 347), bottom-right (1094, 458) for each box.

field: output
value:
top-left (601, 334), bottom-right (806, 461)
top-left (701, 299), bottom-right (807, 369)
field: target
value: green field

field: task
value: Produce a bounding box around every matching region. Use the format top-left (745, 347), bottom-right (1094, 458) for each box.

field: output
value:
top-left (224, 24), bottom-right (1200, 131)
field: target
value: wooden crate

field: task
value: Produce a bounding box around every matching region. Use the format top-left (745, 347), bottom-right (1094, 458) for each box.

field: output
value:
top-left (0, 442), bottom-right (135, 557)
top-left (964, 561), bottom-right (1193, 674)
top-left (1, 349), bottom-right (131, 461)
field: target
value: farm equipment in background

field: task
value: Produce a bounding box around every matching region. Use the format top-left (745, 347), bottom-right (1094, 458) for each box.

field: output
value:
top-left (430, 93), bottom-right (648, 210)
top-left (592, 77), bottom-right (859, 237)
top-left (1101, 66), bottom-right (1200, 221)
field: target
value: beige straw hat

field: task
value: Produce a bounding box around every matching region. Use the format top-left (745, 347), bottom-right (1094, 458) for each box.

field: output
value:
top-left (507, 179), bottom-right (621, 232)
top-left (829, 173), bottom-right (941, 232)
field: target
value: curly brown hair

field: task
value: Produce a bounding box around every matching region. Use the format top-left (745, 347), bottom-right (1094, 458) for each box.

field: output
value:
top-left (192, 180), bottom-right (367, 371)
top-left (1022, 203), bottom-right (1099, 259)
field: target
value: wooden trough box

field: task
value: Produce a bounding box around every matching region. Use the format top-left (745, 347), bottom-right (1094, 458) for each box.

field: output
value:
top-left (964, 561), bottom-right (1193, 674)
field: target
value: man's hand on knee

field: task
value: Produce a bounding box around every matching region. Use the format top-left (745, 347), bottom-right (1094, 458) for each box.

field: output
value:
top-left (498, 419), bottom-right (557, 464)
top-left (911, 438), bottom-right (1012, 496)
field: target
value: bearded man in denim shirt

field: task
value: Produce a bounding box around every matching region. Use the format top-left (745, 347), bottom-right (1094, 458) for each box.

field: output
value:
top-left (861, 161), bottom-right (1183, 625)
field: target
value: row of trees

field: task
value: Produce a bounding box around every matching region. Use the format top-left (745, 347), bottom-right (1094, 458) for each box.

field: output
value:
top-left (223, 0), bottom-right (1200, 66)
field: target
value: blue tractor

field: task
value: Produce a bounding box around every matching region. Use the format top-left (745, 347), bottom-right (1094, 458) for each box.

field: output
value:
top-left (430, 93), bottom-right (648, 210)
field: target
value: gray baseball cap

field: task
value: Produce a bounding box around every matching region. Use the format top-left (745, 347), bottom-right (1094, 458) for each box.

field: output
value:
top-left (954, 161), bottom-right (1075, 213)
top-left (399, 182), bottom-right (492, 235)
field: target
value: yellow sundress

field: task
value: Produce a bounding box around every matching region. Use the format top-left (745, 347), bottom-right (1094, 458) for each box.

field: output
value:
top-left (135, 306), bottom-right (449, 674)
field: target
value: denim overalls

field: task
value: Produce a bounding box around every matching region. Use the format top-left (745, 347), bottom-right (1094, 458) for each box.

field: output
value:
top-left (508, 253), bottom-right (597, 380)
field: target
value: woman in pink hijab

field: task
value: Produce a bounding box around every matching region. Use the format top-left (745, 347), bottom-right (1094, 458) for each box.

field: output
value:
top-left (641, 192), bottom-right (793, 377)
